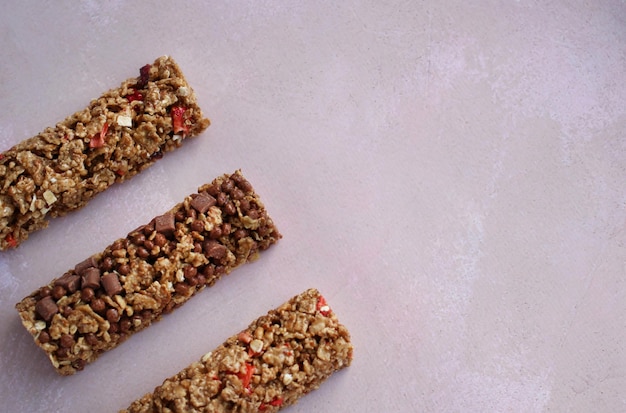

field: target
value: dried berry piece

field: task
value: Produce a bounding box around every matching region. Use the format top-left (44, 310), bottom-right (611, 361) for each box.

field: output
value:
top-left (239, 362), bottom-right (255, 393)
top-left (170, 105), bottom-right (189, 137)
top-left (89, 122), bottom-right (109, 149)
top-left (137, 64), bottom-right (151, 89)
top-left (259, 397), bottom-right (284, 410)
top-left (5, 234), bottom-right (17, 248)
top-left (150, 149), bottom-right (164, 160)
top-left (126, 90), bottom-right (144, 103)
top-left (238, 331), bottom-right (253, 344)
top-left (316, 295), bottom-right (331, 316)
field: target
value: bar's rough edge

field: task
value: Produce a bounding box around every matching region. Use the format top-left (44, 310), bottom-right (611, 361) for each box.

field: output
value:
top-left (0, 55), bottom-right (210, 250)
top-left (15, 170), bottom-right (280, 375)
top-left (121, 288), bottom-right (353, 413)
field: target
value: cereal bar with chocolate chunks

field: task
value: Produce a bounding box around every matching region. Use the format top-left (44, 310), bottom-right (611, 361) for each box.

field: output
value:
top-left (121, 288), bottom-right (353, 413)
top-left (15, 170), bottom-right (281, 375)
top-left (0, 56), bottom-right (210, 250)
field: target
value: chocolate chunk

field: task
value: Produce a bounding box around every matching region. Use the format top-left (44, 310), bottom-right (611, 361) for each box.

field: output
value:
top-left (101, 256), bottom-right (114, 272)
top-left (81, 267), bottom-right (101, 290)
top-left (38, 331), bottom-right (51, 344)
top-left (106, 308), bottom-right (120, 323)
top-left (128, 225), bottom-right (147, 238)
top-left (142, 221), bottom-right (155, 236)
top-left (52, 285), bottom-right (66, 300)
top-left (153, 232), bottom-right (166, 247)
top-left (202, 240), bottom-right (228, 260)
top-left (190, 220), bottom-right (204, 233)
top-left (55, 274), bottom-right (81, 293)
top-left (81, 288), bottom-right (95, 302)
top-left (190, 192), bottom-right (217, 214)
top-left (60, 333), bottom-right (75, 349)
top-left (117, 264), bottom-right (130, 276)
top-left (101, 273), bottom-right (123, 296)
top-left (74, 256), bottom-right (98, 275)
top-left (154, 212), bottom-right (175, 237)
top-left (136, 247), bottom-right (149, 259)
top-left (231, 188), bottom-right (244, 201)
top-left (35, 296), bottom-right (59, 322)
top-left (91, 297), bottom-right (106, 313)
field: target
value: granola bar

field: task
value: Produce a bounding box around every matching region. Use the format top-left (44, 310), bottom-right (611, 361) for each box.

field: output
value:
top-left (0, 56), bottom-right (210, 250)
top-left (121, 288), bottom-right (353, 413)
top-left (15, 170), bottom-right (281, 375)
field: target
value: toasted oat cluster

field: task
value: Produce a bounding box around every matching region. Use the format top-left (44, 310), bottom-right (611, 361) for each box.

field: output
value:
top-left (15, 171), bottom-right (281, 375)
top-left (0, 56), bottom-right (210, 250)
top-left (121, 289), bottom-right (353, 413)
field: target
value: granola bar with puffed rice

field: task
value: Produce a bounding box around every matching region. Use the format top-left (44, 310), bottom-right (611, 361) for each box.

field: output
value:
top-left (0, 56), bottom-right (210, 250)
top-left (121, 288), bottom-right (353, 413)
top-left (15, 171), bottom-right (280, 375)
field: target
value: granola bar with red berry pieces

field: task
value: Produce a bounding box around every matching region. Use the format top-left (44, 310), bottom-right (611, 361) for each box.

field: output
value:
top-left (15, 171), bottom-right (281, 376)
top-left (0, 56), bottom-right (210, 250)
top-left (121, 289), bottom-right (353, 413)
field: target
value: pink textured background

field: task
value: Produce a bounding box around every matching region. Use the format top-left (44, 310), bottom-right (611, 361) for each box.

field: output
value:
top-left (1, 1), bottom-right (625, 412)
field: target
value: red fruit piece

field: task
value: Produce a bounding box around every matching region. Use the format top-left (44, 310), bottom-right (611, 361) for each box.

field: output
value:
top-left (316, 295), bottom-right (331, 316)
top-left (238, 362), bottom-right (254, 393)
top-left (89, 122), bottom-right (109, 149)
top-left (137, 64), bottom-right (151, 88)
top-left (170, 105), bottom-right (189, 137)
top-left (269, 397), bottom-right (283, 406)
top-left (238, 331), bottom-right (253, 344)
top-left (5, 234), bottom-right (17, 248)
top-left (259, 397), bottom-right (284, 411)
top-left (126, 90), bottom-right (144, 103)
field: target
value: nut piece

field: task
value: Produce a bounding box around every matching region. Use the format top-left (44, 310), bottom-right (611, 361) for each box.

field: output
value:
top-left (43, 190), bottom-right (57, 205)
top-left (249, 339), bottom-right (264, 355)
top-left (117, 115), bottom-right (133, 127)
